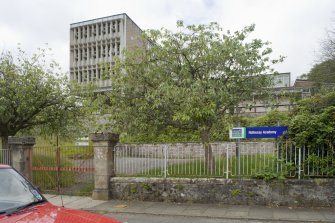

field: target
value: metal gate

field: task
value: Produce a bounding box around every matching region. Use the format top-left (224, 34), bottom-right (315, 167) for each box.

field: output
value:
top-left (0, 149), bottom-right (11, 165)
top-left (32, 146), bottom-right (94, 195)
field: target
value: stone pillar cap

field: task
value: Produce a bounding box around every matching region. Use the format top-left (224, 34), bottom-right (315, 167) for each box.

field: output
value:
top-left (90, 132), bottom-right (119, 142)
top-left (8, 137), bottom-right (36, 145)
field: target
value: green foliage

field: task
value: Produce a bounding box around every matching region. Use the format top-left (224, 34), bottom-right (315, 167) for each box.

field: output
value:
top-left (104, 21), bottom-right (282, 145)
top-left (0, 46), bottom-right (93, 149)
top-left (130, 184), bottom-right (138, 194)
top-left (288, 90), bottom-right (335, 147)
top-left (251, 109), bottom-right (290, 127)
top-left (252, 160), bottom-right (294, 182)
top-left (231, 188), bottom-right (241, 197)
top-left (120, 126), bottom-right (200, 143)
top-left (252, 166), bottom-right (285, 182)
top-left (141, 183), bottom-right (152, 191)
top-left (306, 59), bottom-right (335, 84)
top-left (175, 183), bottom-right (184, 191)
top-left (306, 154), bottom-right (335, 176)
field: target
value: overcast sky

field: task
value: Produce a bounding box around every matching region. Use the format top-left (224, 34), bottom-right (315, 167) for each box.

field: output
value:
top-left (0, 0), bottom-right (334, 83)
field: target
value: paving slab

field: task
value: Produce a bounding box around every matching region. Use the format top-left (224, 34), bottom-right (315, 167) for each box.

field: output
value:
top-left (272, 209), bottom-right (299, 221)
top-left (203, 207), bottom-right (228, 218)
top-left (224, 211), bottom-right (249, 218)
top-left (45, 194), bottom-right (335, 222)
top-left (248, 206), bottom-right (274, 220)
top-left (318, 210), bottom-right (335, 221)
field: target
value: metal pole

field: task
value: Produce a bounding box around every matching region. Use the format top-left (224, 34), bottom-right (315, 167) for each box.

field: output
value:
top-left (226, 146), bottom-right (229, 179)
top-left (164, 145), bottom-right (167, 178)
top-left (237, 107), bottom-right (241, 177)
top-left (298, 147), bottom-right (301, 179)
top-left (237, 139), bottom-right (240, 177)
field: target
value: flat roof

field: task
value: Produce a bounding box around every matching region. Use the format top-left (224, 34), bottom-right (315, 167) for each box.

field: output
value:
top-left (70, 13), bottom-right (143, 32)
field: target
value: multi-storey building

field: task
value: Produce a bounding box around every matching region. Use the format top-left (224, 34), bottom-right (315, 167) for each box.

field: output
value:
top-left (237, 72), bottom-right (297, 116)
top-left (69, 13), bottom-right (142, 91)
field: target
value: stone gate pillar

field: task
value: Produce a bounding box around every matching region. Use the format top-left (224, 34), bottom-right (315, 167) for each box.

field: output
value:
top-left (8, 137), bottom-right (35, 181)
top-left (91, 132), bottom-right (119, 200)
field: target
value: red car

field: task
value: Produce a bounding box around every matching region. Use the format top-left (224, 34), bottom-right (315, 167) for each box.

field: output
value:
top-left (0, 164), bottom-right (121, 223)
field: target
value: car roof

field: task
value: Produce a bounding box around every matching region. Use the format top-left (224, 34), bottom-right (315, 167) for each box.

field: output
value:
top-left (0, 164), bottom-right (11, 168)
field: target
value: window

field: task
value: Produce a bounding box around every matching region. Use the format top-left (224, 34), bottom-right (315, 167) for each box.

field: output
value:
top-left (117, 20), bottom-right (120, 32)
top-left (112, 21), bottom-right (116, 33)
top-left (93, 46), bottom-right (96, 59)
top-left (74, 28), bottom-right (78, 40)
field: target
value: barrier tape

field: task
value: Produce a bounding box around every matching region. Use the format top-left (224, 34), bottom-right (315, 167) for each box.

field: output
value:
top-left (32, 166), bottom-right (95, 172)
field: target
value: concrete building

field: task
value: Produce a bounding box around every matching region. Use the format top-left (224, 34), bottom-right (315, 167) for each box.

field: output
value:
top-left (237, 72), bottom-right (298, 116)
top-left (272, 72), bottom-right (290, 88)
top-left (70, 13), bottom-right (142, 91)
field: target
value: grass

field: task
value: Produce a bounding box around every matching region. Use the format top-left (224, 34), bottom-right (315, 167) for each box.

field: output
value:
top-left (74, 182), bottom-right (94, 196)
top-left (33, 145), bottom-right (93, 160)
top-left (133, 154), bottom-right (277, 178)
top-left (60, 146), bottom-right (93, 159)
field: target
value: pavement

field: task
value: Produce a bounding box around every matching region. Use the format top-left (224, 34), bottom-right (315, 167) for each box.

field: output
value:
top-left (44, 194), bottom-right (335, 222)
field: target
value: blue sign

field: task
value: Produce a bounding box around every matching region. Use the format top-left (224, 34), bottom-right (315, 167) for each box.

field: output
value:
top-left (246, 126), bottom-right (288, 139)
top-left (229, 127), bottom-right (246, 139)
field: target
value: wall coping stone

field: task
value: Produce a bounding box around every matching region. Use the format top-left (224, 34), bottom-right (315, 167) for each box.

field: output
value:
top-left (111, 177), bottom-right (335, 185)
top-left (90, 132), bottom-right (119, 142)
top-left (8, 136), bottom-right (35, 146)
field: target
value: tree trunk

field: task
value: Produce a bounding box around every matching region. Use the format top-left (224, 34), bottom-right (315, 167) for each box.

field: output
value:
top-left (200, 129), bottom-right (215, 174)
top-left (1, 135), bottom-right (8, 150)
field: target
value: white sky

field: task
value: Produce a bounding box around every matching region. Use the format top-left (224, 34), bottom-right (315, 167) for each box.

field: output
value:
top-left (0, 0), bottom-right (334, 84)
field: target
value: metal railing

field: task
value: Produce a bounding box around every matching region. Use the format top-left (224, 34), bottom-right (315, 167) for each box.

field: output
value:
top-left (278, 142), bottom-right (335, 178)
top-left (114, 142), bottom-right (335, 179)
top-left (0, 149), bottom-right (12, 165)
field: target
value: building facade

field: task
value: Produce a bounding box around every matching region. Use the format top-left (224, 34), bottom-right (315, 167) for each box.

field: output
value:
top-left (70, 13), bottom-right (142, 91)
top-left (237, 72), bottom-right (298, 116)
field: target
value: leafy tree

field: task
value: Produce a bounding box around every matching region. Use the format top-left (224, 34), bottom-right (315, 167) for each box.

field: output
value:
top-left (305, 20), bottom-right (335, 85)
top-left (288, 90), bottom-right (335, 147)
top-left (0, 47), bottom-right (90, 150)
top-left (251, 109), bottom-right (289, 127)
top-left (306, 59), bottom-right (335, 84)
top-left (106, 22), bottom-right (283, 171)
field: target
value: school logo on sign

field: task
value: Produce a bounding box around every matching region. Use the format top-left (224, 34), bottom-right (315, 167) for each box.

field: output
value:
top-left (229, 127), bottom-right (246, 139)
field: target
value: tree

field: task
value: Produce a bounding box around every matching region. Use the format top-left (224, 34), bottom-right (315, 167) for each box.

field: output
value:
top-left (251, 109), bottom-right (289, 127)
top-left (288, 90), bottom-right (335, 147)
top-left (320, 21), bottom-right (335, 62)
top-left (306, 59), bottom-right (335, 84)
top-left (106, 22), bottom-right (283, 171)
top-left (305, 20), bottom-right (335, 85)
top-left (0, 47), bottom-right (89, 150)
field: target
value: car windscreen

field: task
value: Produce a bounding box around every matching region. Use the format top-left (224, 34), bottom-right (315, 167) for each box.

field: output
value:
top-left (0, 168), bottom-right (44, 213)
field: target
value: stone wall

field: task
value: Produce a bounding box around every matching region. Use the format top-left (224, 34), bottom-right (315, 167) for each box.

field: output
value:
top-left (110, 177), bottom-right (335, 207)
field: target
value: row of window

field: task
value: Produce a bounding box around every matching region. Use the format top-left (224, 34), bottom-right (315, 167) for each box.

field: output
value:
top-left (72, 20), bottom-right (122, 40)
top-left (71, 42), bottom-right (121, 62)
top-left (70, 66), bottom-right (112, 83)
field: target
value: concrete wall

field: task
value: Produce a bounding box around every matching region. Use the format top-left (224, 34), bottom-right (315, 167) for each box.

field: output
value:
top-left (110, 177), bottom-right (335, 207)
top-left (115, 142), bottom-right (276, 158)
